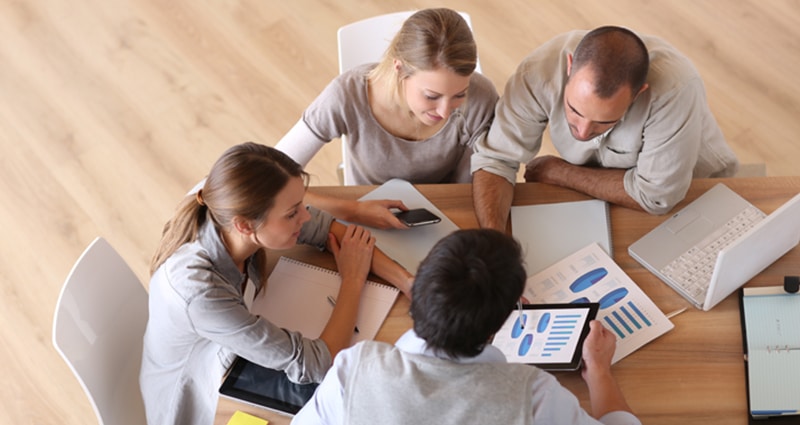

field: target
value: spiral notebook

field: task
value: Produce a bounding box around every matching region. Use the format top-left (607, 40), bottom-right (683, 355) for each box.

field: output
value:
top-left (511, 199), bottom-right (612, 276)
top-left (740, 286), bottom-right (800, 421)
top-left (251, 256), bottom-right (400, 343)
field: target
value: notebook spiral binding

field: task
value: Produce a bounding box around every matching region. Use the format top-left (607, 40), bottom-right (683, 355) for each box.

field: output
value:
top-left (279, 257), bottom-right (399, 292)
top-left (766, 345), bottom-right (800, 353)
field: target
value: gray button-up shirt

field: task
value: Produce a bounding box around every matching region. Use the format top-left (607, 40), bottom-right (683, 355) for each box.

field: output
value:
top-left (140, 206), bottom-right (334, 425)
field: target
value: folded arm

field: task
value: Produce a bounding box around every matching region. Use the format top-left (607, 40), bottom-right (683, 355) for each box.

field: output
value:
top-left (524, 156), bottom-right (643, 211)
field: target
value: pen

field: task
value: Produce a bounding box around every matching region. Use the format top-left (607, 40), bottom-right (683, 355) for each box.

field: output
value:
top-left (665, 307), bottom-right (687, 319)
top-left (326, 296), bottom-right (360, 334)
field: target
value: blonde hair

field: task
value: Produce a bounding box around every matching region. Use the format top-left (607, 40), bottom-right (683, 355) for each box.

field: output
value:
top-left (368, 8), bottom-right (477, 105)
top-left (150, 143), bottom-right (308, 285)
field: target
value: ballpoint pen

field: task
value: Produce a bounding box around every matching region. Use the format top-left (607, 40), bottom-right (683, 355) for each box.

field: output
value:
top-left (327, 295), bottom-right (360, 334)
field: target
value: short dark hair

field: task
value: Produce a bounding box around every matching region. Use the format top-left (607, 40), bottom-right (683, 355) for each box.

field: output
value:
top-left (410, 229), bottom-right (527, 358)
top-left (571, 26), bottom-right (649, 98)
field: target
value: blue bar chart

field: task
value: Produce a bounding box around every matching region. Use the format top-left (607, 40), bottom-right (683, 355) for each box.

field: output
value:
top-left (493, 307), bottom-right (592, 365)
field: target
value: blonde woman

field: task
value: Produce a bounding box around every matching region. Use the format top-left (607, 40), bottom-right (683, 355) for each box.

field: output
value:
top-left (276, 8), bottom-right (498, 226)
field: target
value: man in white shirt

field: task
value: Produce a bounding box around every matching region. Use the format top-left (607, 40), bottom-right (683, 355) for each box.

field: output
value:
top-left (292, 229), bottom-right (641, 425)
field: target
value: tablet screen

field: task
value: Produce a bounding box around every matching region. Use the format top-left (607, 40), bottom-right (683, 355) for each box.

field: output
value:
top-left (218, 357), bottom-right (318, 415)
top-left (491, 303), bottom-right (598, 371)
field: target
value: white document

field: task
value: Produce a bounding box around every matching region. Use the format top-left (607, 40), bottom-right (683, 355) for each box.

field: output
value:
top-left (511, 199), bottom-right (611, 276)
top-left (356, 179), bottom-right (460, 273)
top-left (523, 242), bottom-right (674, 363)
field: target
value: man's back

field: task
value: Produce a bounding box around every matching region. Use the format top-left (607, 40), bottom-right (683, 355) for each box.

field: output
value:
top-left (343, 341), bottom-right (538, 425)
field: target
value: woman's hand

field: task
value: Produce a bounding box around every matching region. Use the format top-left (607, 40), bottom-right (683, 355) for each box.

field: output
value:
top-left (328, 224), bottom-right (375, 289)
top-left (350, 199), bottom-right (409, 229)
top-left (303, 191), bottom-right (410, 230)
top-left (321, 225), bottom-right (375, 357)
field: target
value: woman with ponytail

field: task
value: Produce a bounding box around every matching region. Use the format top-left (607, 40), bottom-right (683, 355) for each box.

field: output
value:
top-left (140, 142), bottom-right (413, 425)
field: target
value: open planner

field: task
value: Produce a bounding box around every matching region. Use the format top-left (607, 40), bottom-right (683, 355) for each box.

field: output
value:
top-left (740, 286), bottom-right (800, 421)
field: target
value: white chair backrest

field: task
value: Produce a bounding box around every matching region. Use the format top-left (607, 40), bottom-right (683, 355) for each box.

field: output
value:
top-left (52, 237), bottom-right (148, 425)
top-left (335, 10), bottom-right (479, 185)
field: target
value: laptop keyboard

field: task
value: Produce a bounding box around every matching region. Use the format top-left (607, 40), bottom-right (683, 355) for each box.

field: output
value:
top-left (660, 205), bottom-right (766, 302)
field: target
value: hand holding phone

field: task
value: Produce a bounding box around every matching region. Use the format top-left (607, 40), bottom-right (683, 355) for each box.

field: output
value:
top-left (393, 208), bottom-right (441, 227)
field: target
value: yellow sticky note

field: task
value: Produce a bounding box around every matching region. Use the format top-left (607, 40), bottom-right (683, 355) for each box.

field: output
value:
top-left (227, 410), bottom-right (269, 425)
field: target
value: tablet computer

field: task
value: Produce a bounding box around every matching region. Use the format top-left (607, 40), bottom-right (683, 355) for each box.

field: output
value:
top-left (491, 303), bottom-right (599, 371)
top-left (218, 356), bottom-right (318, 416)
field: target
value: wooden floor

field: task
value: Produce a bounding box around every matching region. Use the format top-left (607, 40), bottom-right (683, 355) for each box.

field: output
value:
top-left (2, 1), bottom-right (799, 423)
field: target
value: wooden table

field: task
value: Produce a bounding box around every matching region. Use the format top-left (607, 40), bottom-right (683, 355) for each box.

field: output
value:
top-left (216, 176), bottom-right (800, 425)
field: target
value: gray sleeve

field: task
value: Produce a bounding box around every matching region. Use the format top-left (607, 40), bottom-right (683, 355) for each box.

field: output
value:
top-left (623, 79), bottom-right (707, 215)
top-left (185, 278), bottom-right (332, 383)
top-left (455, 73), bottom-right (499, 183)
top-left (301, 69), bottom-right (366, 142)
top-left (298, 205), bottom-right (335, 250)
top-left (276, 69), bottom-right (368, 168)
top-left (471, 66), bottom-right (548, 184)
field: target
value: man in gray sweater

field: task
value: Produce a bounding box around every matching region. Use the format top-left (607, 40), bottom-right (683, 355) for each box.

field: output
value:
top-left (292, 229), bottom-right (641, 425)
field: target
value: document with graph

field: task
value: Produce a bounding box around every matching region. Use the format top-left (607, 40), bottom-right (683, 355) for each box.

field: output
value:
top-left (523, 242), bottom-right (674, 363)
top-left (741, 286), bottom-right (800, 418)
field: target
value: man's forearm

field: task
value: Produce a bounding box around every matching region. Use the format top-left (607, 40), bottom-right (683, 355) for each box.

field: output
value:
top-left (584, 369), bottom-right (635, 419)
top-left (472, 170), bottom-right (515, 232)
top-left (531, 158), bottom-right (643, 211)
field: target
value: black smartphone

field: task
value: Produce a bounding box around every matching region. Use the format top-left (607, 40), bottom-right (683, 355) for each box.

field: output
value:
top-left (394, 208), bottom-right (441, 227)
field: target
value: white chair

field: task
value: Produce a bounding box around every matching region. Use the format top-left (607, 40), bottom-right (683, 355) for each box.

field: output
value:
top-left (52, 237), bottom-right (148, 425)
top-left (335, 10), bottom-right (479, 185)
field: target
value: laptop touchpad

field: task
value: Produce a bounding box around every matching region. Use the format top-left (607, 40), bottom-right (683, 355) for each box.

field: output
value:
top-left (672, 217), bottom-right (715, 246)
top-left (666, 209), bottom-right (701, 234)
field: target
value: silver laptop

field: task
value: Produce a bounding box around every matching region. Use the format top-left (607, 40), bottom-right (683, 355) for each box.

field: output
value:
top-left (629, 183), bottom-right (800, 311)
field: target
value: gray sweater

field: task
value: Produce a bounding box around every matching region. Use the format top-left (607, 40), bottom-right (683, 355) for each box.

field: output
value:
top-left (277, 63), bottom-right (499, 184)
top-left (140, 206), bottom-right (334, 425)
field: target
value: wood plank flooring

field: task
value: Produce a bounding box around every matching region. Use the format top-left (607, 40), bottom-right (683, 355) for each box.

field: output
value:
top-left (1, 1), bottom-right (798, 423)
